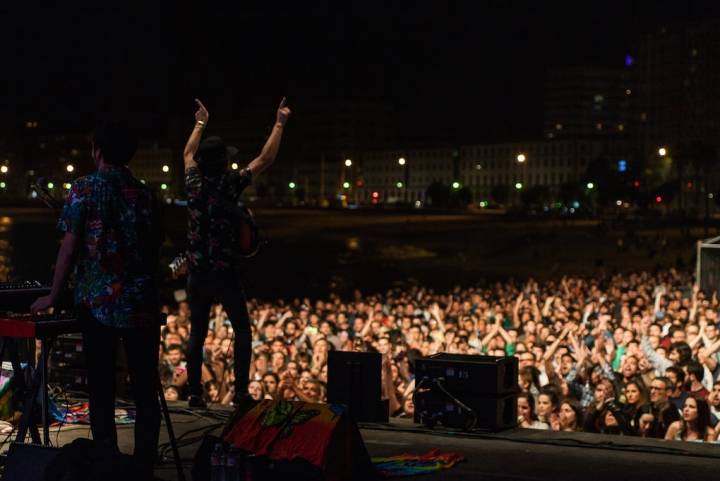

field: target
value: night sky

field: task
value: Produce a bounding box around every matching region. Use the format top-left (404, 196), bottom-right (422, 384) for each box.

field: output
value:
top-left (3, 1), bottom-right (719, 144)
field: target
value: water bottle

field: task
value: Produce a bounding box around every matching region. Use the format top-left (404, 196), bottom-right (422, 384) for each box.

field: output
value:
top-left (224, 447), bottom-right (242, 481)
top-left (210, 442), bottom-right (226, 481)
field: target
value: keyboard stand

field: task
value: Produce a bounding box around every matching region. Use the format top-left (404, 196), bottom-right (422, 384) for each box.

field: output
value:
top-left (10, 336), bottom-right (53, 445)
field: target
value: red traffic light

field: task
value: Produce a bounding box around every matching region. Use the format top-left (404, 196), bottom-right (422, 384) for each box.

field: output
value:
top-left (371, 191), bottom-right (379, 199)
top-left (655, 196), bottom-right (663, 203)
top-left (633, 180), bottom-right (640, 188)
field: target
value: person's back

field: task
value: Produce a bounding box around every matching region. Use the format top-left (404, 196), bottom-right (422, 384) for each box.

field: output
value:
top-left (65, 165), bottom-right (161, 326)
top-left (185, 156), bottom-right (252, 272)
top-left (32, 119), bottom-right (163, 480)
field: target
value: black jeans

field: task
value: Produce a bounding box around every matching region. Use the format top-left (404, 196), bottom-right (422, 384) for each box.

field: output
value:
top-left (82, 315), bottom-right (160, 477)
top-left (187, 269), bottom-right (251, 400)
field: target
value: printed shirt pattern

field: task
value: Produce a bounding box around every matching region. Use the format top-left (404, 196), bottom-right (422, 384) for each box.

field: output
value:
top-left (185, 166), bottom-right (252, 272)
top-left (58, 166), bottom-right (160, 328)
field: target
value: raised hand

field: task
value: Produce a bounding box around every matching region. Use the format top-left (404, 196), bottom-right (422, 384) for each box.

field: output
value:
top-left (194, 98), bottom-right (209, 124)
top-left (276, 97), bottom-right (291, 126)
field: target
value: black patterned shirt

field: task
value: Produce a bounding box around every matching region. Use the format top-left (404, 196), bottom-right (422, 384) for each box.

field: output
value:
top-left (185, 166), bottom-right (252, 272)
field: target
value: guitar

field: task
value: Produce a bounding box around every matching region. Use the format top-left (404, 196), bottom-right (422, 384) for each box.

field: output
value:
top-left (169, 205), bottom-right (262, 279)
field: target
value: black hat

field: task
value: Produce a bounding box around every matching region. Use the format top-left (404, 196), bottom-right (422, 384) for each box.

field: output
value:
top-left (196, 136), bottom-right (239, 165)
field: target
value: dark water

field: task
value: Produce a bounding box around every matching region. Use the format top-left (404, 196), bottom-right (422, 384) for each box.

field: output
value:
top-left (0, 208), bottom-right (483, 303)
top-left (0, 208), bottom-right (698, 304)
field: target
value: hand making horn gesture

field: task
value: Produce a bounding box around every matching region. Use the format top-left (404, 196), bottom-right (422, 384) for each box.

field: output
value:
top-left (276, 97), bottom-right (292, 127)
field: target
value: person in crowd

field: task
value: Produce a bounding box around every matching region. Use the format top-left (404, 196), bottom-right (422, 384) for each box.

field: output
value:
top-left (154, 269), bottom-right (720, 445)
top-left (518, 392), bottom-right (549, 429)
top-left (558, 398), bottom-right (584, 432)
top-left (665, 395), bottom-right (717, 442)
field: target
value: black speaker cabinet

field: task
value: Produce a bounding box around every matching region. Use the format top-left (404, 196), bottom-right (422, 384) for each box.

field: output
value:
top-left (327, 351), bottom-right (388, 423)
top-left (415, 353), bottom-right (518, 396)
top-left (414, 391), bottom-right (518, 431)
top-left (4, 443), bottom-right (61, 481)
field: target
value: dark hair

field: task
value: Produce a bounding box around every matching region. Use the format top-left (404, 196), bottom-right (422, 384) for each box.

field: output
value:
top-left (686, 361), bottom-right (704, 383)
top-left (167, 343), bottom-right (183, 353)
top-left (681, 395), bottom-right (711, 440)
top-left (406, 348), bottom-right (423, 375)
top-left (91, 120), bottom-right (138, 166)
top-left (625, 377), bottom-right (648, 406)
top-left (654, 376), bottom-right (673, 391)
top-left (517, 392), bottom-right (538, 421)
top-left (669, 342), bottom-right (692, 365)
top-left (665, 366), bottom-right (686, 385)
top-left (560, 398), bottom-right (584, 430)
top-left (539, 385), bottom-right (561, 411)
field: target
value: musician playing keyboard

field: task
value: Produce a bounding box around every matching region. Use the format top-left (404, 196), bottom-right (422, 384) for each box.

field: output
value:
top-left (31, 121), bottom-right (163, 480)
top-left (182, 98), bottom-right (290, 408)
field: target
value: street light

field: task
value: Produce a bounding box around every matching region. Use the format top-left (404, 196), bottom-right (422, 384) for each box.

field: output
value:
top-left (162, 165), bottom-right (170, 173)
top-left (516, 154), bottom-right (526, 163)
top-left (398, 157), bottom-right (406, 166)
top-left (66, 164), bottom-right (74, 173)
top-left (587, 182), bottom-right (594, 190)
top-left (231, 162), bottom-right (239, 170)
top-left (658, 147), bottom-right (667, 156)
top-left (0, 166), bottom-right (7, 174)
top-left (515, 182), bottom-right (523, 190)
top-left (344, 159), bottom-right (352, 167)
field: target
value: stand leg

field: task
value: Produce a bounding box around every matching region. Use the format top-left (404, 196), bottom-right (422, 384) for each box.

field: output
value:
top-left (41, 340), bottom-right (51, 446)
top-left (158, 375), bottom-right (186, 481)
top-left (15, 356), bottom-right (43, 445)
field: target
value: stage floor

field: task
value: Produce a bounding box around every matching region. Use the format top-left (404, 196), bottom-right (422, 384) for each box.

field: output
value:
top-left (5, 402), bottom-right (719, 481)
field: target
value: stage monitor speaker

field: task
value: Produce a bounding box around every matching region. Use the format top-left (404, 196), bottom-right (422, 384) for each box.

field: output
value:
top-left (415, 353), bottom-right (518, 396)
top-left (327, 351), bottom-right (388, 422)
top-left (219, 399), bottom-right (376, 481)
top-left (414, 390), bottom-right (518, 431)
top-left (3, 443), bottom-right (61, 481)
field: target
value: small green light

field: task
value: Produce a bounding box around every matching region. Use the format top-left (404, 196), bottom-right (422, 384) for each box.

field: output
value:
top-left (289, 182), bottom-right (296, 189)
top-left (160, 183), bottom-right (168, 190)
top-left (343, 182), bottom-right (350, 189)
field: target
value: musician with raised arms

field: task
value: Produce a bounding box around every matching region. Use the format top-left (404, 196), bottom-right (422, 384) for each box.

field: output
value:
top-left (30, 121), bottom-right (163, 480)
top-left (183, 97), bottom-right (291, 408)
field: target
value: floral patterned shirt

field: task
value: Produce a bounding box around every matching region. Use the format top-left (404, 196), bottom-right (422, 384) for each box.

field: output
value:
top-left (58, 166), bottom-right (162, 328)
top-left (185, 166), bottom-right (252, 272)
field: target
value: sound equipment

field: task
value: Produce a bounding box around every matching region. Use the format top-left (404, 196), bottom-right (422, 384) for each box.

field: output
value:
top-left (0, 285), bottom-right (81, 446)
top-left (0, 281), bottom-right (51, 312)
top-left (415, 353), bottom-right (518, 395)
top-left (3, 443), bottom-right (62, 481)
top-left (327, 351), bottom-right (389, 423)
top-left (221, 399), bottom-right (376, 481)
top-left (4, 439), bottom-right (139, 481)
top-left (414, 354), bottom-right (518, 431)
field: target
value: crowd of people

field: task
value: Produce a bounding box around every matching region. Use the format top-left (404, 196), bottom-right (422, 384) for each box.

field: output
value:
top-left (159, 268), bottom-right (720, 443)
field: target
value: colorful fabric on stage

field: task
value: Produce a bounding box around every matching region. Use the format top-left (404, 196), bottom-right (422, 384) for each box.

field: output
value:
top-left (372, 449), bottom-right (465, 477)
top-left (49, 400), bottom-right (136, 425)
top-left (224, 399), bottom-right (373, 481)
